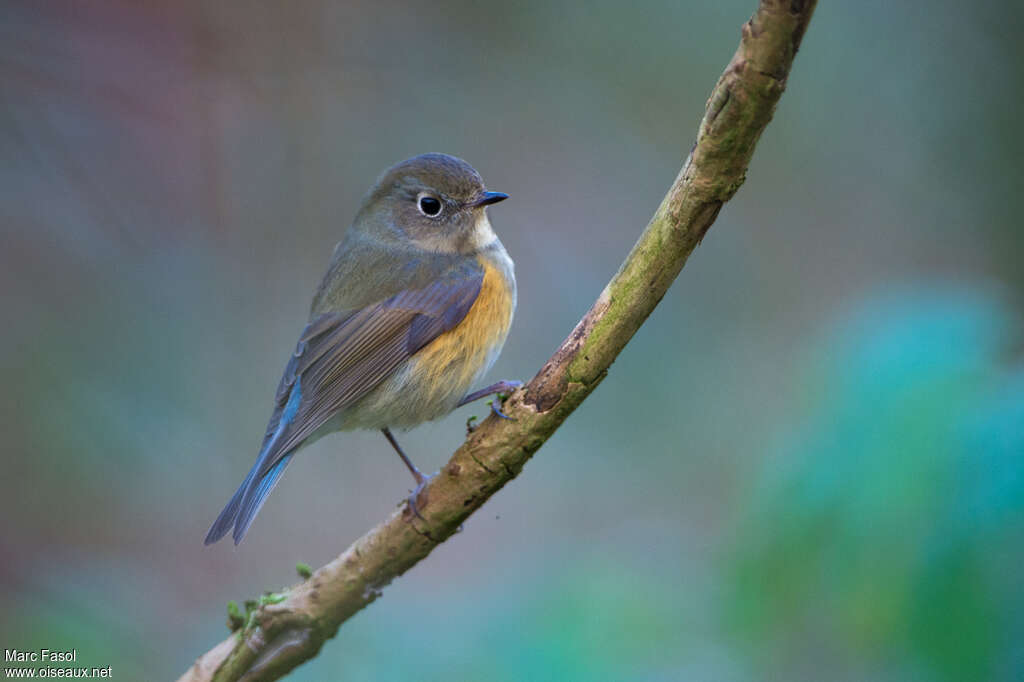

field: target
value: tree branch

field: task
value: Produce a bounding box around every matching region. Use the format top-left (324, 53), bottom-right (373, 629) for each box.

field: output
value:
top-left (179, 2), bottom-right (817, 679)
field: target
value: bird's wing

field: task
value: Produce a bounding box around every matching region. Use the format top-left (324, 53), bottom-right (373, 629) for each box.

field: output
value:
top-left (205, 260), bottom-right (484, 544)
top-left (270, 268), bottom-right (484, 458)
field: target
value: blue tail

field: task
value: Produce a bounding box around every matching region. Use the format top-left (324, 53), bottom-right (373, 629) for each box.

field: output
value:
top-left (204, 377), bottom-right (302, 545)
top-left (203, 453), bottom-right (295, 545)
top-left (203, 473), bottom-right (250, 545)
top-left (231, 454), bottom-right (294, 544)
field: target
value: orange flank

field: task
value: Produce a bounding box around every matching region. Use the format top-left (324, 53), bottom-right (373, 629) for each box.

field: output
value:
top-left (416, 259), bottom-right (514, 388)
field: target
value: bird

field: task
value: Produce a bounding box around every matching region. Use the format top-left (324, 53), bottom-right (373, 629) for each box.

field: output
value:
top-left (204, 153), bottom-right (518, 545)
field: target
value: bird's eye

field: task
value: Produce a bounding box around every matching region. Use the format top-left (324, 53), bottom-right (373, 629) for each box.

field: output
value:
top-left (417, 195), bottom-right (442, 217)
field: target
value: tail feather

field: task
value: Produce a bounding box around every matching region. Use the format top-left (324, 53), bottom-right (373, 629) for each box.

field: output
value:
top-left (204, 452), bottom-right (295, 546)
top-left (231, 454), bottom-right (294, 545)
top-left (203, 475), bottom-right (250, 545)
top-left (205, 377), bottom-right (303, 545)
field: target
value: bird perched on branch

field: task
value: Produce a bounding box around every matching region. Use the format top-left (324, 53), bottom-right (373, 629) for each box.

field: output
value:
top-left (205, 153), bottom-right (518, 545)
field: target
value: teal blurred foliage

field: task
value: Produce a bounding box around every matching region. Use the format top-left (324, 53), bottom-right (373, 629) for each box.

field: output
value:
top-left (1, 0), bottom-right (1023, 680)
top-left (723, 290), bottom-right (1024, 681)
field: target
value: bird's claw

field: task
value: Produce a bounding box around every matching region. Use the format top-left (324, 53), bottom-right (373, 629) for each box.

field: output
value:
top-left (406, 471), bottom-right (436, 520)
top-left (489, 398), bottom-right (513, 420)
top-left (490, 381), bottom-right (523, 420)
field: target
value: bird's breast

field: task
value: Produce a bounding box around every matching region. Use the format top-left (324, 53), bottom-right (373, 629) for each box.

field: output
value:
top-left (336, 248), bottom-right (515, 430)
top-left (413, 253), bottom-right (515, 393)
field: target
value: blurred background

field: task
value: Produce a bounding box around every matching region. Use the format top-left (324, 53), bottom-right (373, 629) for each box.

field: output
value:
top-left (2, 1), bottom-right (1022, 680)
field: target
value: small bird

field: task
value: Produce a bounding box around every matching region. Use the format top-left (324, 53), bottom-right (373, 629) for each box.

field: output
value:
top-left (205, 153), bottom-right (518, 545)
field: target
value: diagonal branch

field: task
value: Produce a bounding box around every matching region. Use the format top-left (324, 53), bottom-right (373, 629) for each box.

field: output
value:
top-left (179, 2), bottom-right (817, 680)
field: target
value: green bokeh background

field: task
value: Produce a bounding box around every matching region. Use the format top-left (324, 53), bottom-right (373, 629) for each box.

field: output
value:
top-left (2, 1), bottom-right (1022, 680)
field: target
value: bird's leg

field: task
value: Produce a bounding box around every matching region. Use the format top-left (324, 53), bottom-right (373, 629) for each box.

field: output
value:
top-left (381, 427), bottom-right (432, 520)
top-left (456, 380), bottom-right (523, 419)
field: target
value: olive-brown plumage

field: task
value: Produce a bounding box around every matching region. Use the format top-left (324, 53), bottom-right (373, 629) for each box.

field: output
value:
top-left (205, 153), bottom-right (516, 545)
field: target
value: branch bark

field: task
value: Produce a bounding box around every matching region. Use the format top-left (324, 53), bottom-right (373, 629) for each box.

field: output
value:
top-left (179, 2), bottom-right (817, 679)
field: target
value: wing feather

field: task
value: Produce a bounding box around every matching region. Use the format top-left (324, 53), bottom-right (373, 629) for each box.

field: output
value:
top-left (232, 264), bottom-right (484, 527)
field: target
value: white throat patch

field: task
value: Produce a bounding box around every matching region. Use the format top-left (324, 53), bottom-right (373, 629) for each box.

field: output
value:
top-left (470, 211), bottom-right (499, 251)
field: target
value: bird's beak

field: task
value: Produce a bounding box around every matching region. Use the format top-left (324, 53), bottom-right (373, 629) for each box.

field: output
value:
top-left (472, 191), bottom-right (509, 207)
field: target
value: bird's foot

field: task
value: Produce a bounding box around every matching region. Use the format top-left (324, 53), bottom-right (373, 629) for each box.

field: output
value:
top-left (488, 398), bottom-right (513, 420)
top-left (459, 380), bottom-right (523, 420)
top-left (406, 471), bottom-right (436, 521)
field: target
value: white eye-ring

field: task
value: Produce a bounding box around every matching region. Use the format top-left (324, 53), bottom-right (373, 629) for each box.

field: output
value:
top-left (417, 193), bottom-right (443, 217)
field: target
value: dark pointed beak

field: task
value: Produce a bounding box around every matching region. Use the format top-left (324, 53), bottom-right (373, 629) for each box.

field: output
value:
top-left (472, 191), bottom-right (509, 207)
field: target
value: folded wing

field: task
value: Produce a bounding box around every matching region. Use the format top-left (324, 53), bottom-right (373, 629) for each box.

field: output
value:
top-left (205, 262), bottom-right (484, 545)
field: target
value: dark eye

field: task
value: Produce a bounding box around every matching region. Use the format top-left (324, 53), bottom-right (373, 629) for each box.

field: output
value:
top-left (418, 195), bottom-right (442, 217)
